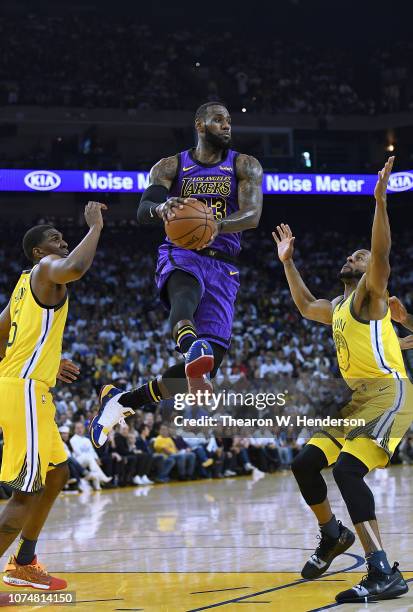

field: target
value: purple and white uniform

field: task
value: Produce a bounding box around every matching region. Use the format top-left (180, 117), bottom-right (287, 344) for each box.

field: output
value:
top-left (155, 148), bottom-right (241, 350)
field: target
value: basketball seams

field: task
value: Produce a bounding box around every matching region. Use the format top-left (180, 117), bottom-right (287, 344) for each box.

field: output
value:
top-left (191, 219), bottom-right (208, 249)
top-left (167, 216), bottom-right (210, 223)
top-left (168, 223), bottom-right (208, 242)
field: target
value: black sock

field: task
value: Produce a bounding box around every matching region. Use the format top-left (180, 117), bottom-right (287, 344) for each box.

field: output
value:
top-left (15, 537), bottom-right (37, 565)
top-left (319, 514), bottom-right (340, 539)
top-left (119, 379), bottom-right (162, 409)
top-left (176, 324), bottom-right (197, 354)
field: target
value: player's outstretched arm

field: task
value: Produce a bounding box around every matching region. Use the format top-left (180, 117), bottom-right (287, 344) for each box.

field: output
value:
top-left (0, 302), bottom-right (11, 358)
top-left (366, 156), bottom-right (394, 297)
top-left (389, 296), bottom-right (413, 332)
top-left (273, 224), bottom-right (334, 325)
top-left (137, 156), bottom-right (184, 225)
top-left (37, 202), bottom-right (106, 285)
top-left (217, 154), bottom-right (262, 234)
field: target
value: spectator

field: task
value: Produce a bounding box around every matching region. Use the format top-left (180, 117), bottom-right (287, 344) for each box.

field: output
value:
top-left (70, 422), bottom-right (112, 490)
top-left (1, 17), bottom-right (412, 117)
top-left (113, 424), bottom-right (139, 486)
top-left (231, 437), bottom-right (254, 474)
top-left (58, 425), bottom-right (90, 492)
top-left (182, 431), bottom-right (215, 478)
top-left (126, 429), bottom-right (153, 485)
top-left (154, 424), bottom-right (196, 480)
top-left (136, 423), bottom-right (174, 483)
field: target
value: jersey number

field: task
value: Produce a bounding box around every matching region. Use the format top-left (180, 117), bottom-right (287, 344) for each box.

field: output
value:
top-left (197, 197), bottom-right (227, 221)
top-left (7, 322), bottom-right (17, 347)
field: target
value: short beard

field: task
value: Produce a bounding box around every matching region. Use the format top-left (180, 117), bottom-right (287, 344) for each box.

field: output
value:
top-left (204, 127), bottom-right (232, 151)
top-left (338, 270), bottom-right (364, 281)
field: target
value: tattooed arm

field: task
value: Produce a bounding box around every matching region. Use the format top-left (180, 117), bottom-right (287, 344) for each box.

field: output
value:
top-left (217, 154), bottom-right (263, 234)
top-left (136, 155), bottom-right (183, 225)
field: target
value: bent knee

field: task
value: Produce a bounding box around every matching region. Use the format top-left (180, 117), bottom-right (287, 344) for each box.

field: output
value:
top-left (291, 453), bottom-right (306, 477)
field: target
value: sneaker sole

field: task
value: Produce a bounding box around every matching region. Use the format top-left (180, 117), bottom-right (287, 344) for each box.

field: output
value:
top-left (3, 575), bottom-right (66, 590)
top-left (88, 386), bottom-right (114, 449)
top-left (337, 582), bottom-right (408, 603)
top-left (301, 530), bottom-right (356, 579)
top-left (89, 415), bottom-right (106, 449)
top-left (185, 355), bottom-right (214, 379)
top-left (187, 377), bottom-right (214, 398)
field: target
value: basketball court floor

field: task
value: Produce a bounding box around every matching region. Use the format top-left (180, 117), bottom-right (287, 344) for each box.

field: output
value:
top-left (0, 466), bottom-right (412, 611)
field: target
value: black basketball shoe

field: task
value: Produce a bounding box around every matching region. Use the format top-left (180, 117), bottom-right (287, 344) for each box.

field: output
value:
top-left (335, 562), bottom-right (408, 603)
top-left (301, 521), bottom-right (355, 579)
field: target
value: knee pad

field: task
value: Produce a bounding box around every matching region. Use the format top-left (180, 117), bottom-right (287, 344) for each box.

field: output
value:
top-left (291, 445), bottom-right (328, 506)
top-left (332, 451), bottom-right (369, 487)
top-left (292, 444), bottom-right (328, 476)
top-left (333, 452), bottom-right (375, 524)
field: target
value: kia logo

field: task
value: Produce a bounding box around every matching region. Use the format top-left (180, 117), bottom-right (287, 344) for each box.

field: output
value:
top-left (24, 170), bottom-right (61, 191)
top-left (388, 172), bottom-right (413, 192)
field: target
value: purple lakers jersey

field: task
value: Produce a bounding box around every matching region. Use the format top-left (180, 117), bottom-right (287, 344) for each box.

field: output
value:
top-left (167, 149), bottom-right (241, 256)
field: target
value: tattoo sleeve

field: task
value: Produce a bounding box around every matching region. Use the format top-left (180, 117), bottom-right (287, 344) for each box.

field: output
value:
top-left (219, 154), bottom-right (263, 234)
top-left (137, 156), bottom-right (178, 225)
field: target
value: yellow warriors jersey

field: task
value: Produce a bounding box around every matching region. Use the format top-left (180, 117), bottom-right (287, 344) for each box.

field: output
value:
top-left (0, 269), bottom-right (68, 388)
top-left (332, 291), bottom-right (407, 388)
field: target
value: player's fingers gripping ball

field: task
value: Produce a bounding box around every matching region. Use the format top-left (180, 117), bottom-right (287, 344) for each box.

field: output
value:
top-left (165, 198), bottom-right (217, 250)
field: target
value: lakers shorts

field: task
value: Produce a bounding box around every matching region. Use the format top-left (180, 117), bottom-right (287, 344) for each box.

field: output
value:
top-left (0, 378), bottom-right (68, 494)
top-left (308, 377), bottom-right (413, 471)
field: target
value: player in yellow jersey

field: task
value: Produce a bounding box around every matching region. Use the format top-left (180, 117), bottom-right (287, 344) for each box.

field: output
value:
top-left (0, 201), bottom-right (107, 590)
top-left (274, 156), bottom-right (412, 603)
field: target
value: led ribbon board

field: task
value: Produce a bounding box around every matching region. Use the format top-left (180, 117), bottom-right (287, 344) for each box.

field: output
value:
top-left (0, 169), bottom-right (412, 195)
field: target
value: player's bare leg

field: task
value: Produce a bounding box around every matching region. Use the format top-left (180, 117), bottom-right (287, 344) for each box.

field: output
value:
top-left (0, 492), bottom-right (38, 555)
top-left (310, 499), bottom-right (335, 525)
top-left (2, 465), bottom-right (69, 590)
top-left (18, 464), bottom-right (69, 551)
top-left (355, 519), bottom-right (383, 553)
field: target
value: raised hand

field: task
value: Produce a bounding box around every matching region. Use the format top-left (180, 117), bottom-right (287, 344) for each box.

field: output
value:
top-left (374, 156), bottom-right (395, 202)
top-left (84, 201), bottom-right (107, 230)
top-left (272, 224), bottom-right (295, 263)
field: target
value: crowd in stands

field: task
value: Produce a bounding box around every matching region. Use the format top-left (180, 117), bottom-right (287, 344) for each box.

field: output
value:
top-left (0, 219), bottom-right (412, 495)
top-left (0, 15), bottom-right (412, 116)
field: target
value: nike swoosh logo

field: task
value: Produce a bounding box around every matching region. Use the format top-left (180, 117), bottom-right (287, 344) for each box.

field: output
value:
top-left (229, 271), bottom-right (239, 276)
top-left (183, 165), bottom-right (196, 172)
top-left (379, 385), bottom-right (391, 392)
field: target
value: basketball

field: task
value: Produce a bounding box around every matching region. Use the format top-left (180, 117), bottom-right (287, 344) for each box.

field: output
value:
top-left (165, 198), bottom-right (217, 249)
